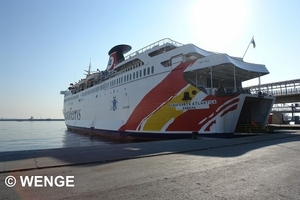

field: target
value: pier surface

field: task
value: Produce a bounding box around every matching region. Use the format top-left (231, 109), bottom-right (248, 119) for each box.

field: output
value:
top-left (1, 132), bottom-right (300, 199)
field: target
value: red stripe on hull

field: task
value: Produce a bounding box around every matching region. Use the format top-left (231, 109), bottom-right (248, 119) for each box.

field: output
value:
top-left (119, 60), bottom-right (196, 131)
top-left (165, 96), bottom-right (239, 132)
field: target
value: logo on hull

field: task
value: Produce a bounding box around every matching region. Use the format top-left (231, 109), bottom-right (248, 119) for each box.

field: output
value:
top-left (111, 97), bottom-right (117, 111)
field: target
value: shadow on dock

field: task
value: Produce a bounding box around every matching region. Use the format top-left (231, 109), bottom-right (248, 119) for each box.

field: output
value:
top-left (1, 131), bottom-right (300, 173)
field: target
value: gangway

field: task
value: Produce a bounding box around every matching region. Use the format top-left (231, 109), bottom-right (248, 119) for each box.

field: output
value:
top-left (245, 78), bottom-right (300, 103)
top-left (272, 103), bottom-right (300, 113)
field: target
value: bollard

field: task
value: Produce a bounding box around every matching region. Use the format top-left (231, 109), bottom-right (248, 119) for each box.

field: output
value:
top-left (192, 131), bottom-right (198, 139)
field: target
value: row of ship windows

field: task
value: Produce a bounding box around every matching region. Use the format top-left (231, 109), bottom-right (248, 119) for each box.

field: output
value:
top-left (82, 85), bottom-right (100, 97)
top-left (119, 61), bottom-right (144, 73)
top-left (64, 94), bottom-right (79, 102)
top-left (65, 66), bottom-right (155, 102)
top-left (101, 66), bottom-right (155, 90)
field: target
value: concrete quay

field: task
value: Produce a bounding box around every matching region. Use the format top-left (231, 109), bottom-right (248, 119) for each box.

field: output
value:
top-left (0, 132), bottom-right (299, 173)
top-left (1, 132), bottom-right (300, 200)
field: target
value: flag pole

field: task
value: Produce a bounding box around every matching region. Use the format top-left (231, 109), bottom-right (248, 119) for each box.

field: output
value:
top-left (242, 36), bottom-right (254, 60)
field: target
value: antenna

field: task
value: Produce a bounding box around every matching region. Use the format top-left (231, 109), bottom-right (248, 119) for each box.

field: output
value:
top-left (84, 59), bottom-right (92, 77)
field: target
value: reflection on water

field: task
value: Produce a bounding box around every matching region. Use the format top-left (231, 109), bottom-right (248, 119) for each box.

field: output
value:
top-left (62, 129), bottom-right (112, 149)
top-left (0, 121), bottom-right (138, 152)
top-left (62, 129), bottom-right (131, 149)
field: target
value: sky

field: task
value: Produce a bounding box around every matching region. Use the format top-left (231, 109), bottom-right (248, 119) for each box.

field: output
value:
top-left (1, 0), bottom-right (300, 119)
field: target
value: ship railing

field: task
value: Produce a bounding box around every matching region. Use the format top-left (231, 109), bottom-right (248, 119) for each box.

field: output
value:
top-left (245, 78), bottom-right (300, 97)
top-left (124, 38), bottom-right (183, 60)
top-left (206, 86), bottom-right (251, 96)
top-left (272, 88), bottom-right (300, 96)
top-left (272, 106), bottom-right (300, 112)
top-left (249, 88), bottom-right (300, 96)
top-left (235, 123), bottom-right (265, 133)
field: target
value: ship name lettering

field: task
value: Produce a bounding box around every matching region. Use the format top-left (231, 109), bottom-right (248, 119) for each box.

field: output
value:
top-left (169, 100), bottom-right (217, 107)
top-left (64, 108), bottom-right (81, 120)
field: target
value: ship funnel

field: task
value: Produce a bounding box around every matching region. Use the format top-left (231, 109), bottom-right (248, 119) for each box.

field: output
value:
top-left (107, 44), bottom-right (132, 71)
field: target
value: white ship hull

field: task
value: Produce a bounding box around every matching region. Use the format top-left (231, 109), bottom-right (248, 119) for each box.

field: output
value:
top-left (61, 39), bottom-right (275, 139)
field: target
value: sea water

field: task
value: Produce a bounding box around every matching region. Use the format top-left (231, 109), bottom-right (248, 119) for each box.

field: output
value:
top-left (0, 121), bottom-right (116, 152)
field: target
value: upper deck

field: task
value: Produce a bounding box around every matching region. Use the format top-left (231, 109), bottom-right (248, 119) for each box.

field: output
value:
top-left (61, 38), bottom-right (270, 98)
top-left (123, 38), bottom-right (183, 61)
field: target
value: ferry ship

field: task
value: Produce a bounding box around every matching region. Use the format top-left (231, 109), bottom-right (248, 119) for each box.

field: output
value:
top-left (60, 38), bottom-right (275, 139)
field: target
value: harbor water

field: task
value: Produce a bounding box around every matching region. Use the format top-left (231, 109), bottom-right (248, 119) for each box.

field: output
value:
top-left (0, 121), bottom-right (122, 152)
